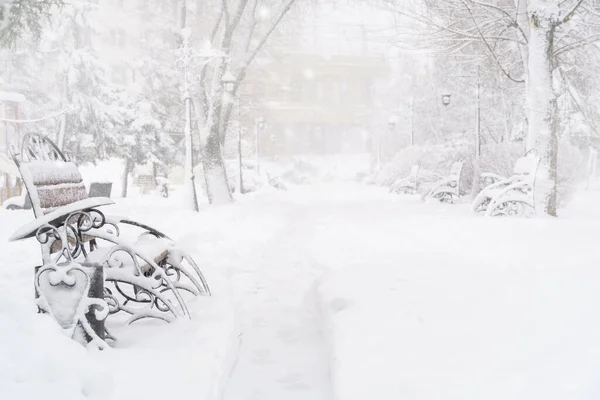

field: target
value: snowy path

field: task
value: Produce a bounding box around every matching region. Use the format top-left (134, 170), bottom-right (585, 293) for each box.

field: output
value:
top-left (4, 180), bottom-right (600, 400)
top-left (221, 182), bottom-right (600, 400)
top-left (223, 199), bottom-right (333, 400)
top-left (222, 183), bottom-right (458, 400)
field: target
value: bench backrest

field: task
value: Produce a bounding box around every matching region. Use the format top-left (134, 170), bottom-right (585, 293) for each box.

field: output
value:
top-left (513, 154), bottom-right (541, 178)
top-left (19, 161), bottom-right (88, 217)
top-left (513, 153), bottom-right (542, 205)
top-left (409, 164), bottom-right (420, 180)
top-left (12, 134), bottom-right (89, 218)
top-left (449, 161), bottom-right (464, 180)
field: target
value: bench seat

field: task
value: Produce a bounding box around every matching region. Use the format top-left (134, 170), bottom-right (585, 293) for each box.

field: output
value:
top-left (86, 235), bottom-right (171, 274)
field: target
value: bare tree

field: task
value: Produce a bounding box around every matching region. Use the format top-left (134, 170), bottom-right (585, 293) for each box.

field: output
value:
top-left (187, 0), bottom-right (298, 205)
top-left (384, 0), bottom-right (599, 216)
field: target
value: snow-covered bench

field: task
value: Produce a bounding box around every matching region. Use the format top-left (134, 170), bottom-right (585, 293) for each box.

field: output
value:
top-left (422, 161), bottom-right (463, 203)
top-left (478, 172), bottom-right (505, 190)
top-left (389, 164), bottom-right (420, 195)
top-left (9, 134), bottom-right (210, 348)
top-left (472, 153), bottom-right (541, 217)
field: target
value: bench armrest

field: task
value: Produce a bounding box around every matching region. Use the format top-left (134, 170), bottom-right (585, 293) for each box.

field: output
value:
top-left (9, 197), bottom-right (114, 242)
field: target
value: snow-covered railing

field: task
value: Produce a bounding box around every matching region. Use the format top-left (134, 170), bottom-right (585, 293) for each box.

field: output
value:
top-left (9, 134), bottom-right (210, 349)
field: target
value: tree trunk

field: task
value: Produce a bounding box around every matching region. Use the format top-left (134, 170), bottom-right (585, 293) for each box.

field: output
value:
top-left (202, 130), bottom-right (232, 205)
top-left (121, 157), bottom-right (132, 198)
top-left (513, 0), bottom-right (530, 80)
top-left (526, 8), bottom-right (558, 216)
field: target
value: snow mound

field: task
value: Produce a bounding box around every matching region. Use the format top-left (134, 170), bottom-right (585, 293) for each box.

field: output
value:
top-left (0, 201), bottom-right (239, 400)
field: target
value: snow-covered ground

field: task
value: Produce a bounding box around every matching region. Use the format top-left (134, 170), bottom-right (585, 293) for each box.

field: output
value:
top-left (314, 189), bottom-right (600, 400)
top-left (0, 198), bottom-right (244, 400)
top-left (2, 180), bottom-right (600, 399)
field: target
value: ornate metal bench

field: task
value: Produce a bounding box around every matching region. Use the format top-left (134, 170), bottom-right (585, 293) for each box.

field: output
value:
top-left (422, 161), bottom-right (464, 203)
top-left (8, 134), bottom-right (210, 349)
top-left (478, 172), bottom-right (505, 190)
top-left (472, 152), bottom-right (541, 217)
top-left (389, 164), bottom-right (420, 195)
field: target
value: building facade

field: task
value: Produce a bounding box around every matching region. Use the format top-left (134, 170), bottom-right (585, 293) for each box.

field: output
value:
top-left (240, 53), bottom-right (389, 156)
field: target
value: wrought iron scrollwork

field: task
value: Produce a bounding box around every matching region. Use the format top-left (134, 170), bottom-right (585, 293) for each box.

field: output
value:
top-left (432, 191), bottom-right (456, 204)
top-left (34, 207), bottom-right (211, 342)
top-left (35, 261), bottom-right (109, 349)
top-left (13, 133), bottom-right (68, 166)
top-left (488, 200), bottom-right (534, 217)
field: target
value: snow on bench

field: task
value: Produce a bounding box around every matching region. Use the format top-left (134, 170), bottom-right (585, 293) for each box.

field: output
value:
top-left (422, 161), bottom-right (463, 203)
top-left (389, 164), bottom-right (420, 195)
top-left (9, 133), bottom-right (210, 349)
top-left (473, 153), bottom-right (541, 217)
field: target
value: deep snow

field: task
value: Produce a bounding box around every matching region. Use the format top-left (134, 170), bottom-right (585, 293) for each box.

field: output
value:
top-left (2, 181), bottom-right (600, 399)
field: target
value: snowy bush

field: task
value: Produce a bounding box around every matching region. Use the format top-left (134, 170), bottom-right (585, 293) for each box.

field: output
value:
top-left (374, 141), bottom-right (587, 205)
top-left (369, 141), bottom-right (476, 194)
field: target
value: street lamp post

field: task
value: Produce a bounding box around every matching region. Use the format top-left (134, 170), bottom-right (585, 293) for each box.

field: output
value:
top-left (475, 65), bottom-right (481, 159)
top-left (441, 93), bottom-right (451, 139)
top-left (442, 66), bottom-right (483, 197)
top-left (176, 28), bottom-right (200, 212)
top-left (409, 97), bottom-right (414, 147)
top-left (256, 116), bottom-right (265, 174)
top-left (221, 68), bottom-right (244, 193)
top-left (471, 66), bottom-right (483, 198)
top-left (441, 68), bottom-right (482, 160)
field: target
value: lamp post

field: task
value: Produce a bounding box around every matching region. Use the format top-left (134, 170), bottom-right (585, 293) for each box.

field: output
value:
top-left (443, 66), bottom-right (483, 197)
top-left (221, 68), bottom-right (244, 193)
top-left (409, 97), bottom-right (414, 146)
top-left (256, 116), bottom-right (265, 174)
top-left (175, 28), bottom-right (199, 212)
top-left (475, 66), bottom-right (481, 159)
top-left (441, 93), bottom-right (451, 140)
top-left (441, 67), bottom-right (482, 159)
